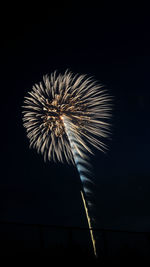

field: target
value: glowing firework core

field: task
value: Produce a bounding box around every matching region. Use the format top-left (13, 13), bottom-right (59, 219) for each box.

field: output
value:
top-left (42, 92), bottom-right (87, 138)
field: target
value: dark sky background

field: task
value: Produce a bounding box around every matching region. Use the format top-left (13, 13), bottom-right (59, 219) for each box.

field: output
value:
top-left (0, 4), bottom-right (150, 246)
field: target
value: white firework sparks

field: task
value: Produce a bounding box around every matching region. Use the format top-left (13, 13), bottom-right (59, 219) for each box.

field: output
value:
top-left (22, 70), bottom-right (111, 164)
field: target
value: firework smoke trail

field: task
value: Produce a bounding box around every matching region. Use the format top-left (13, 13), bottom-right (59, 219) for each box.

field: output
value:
top-left (62, 115), bottom-right (97, 256)
top-left (22, 70), bottom-right (112, 257)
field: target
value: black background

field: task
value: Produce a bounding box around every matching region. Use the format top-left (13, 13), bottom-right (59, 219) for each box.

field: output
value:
top-left (0, 3), bottom-right (150, 264)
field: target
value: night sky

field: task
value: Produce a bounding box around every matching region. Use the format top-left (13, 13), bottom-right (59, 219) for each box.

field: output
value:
top-left (1, 4), bottom-right (150, 257)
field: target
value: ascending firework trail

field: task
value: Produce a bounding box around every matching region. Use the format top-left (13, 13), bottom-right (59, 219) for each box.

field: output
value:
top-left (22, 70), bottom-right (112, 257)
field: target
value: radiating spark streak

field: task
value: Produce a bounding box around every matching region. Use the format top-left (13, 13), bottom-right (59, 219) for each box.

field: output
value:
top-left (81, 191), bottom-right (97, 257)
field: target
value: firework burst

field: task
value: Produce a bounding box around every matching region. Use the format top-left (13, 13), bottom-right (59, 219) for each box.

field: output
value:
top-left (22, 70), bottom-right (112, 257)
top-left (23, 70), bottom-right (111, 163)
